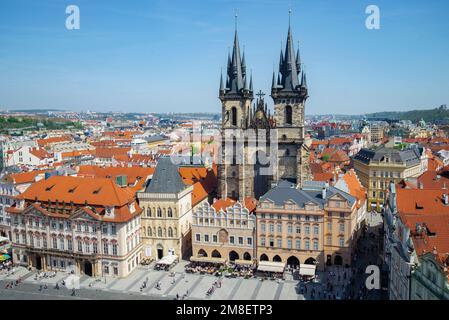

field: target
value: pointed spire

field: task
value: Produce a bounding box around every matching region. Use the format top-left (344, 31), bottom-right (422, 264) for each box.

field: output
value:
top-left (244, 75), bottom-right (248, 91)
top-left (301, 70), bottom-right (308, 89)
top-left (249, 71), bottom-right (253, 92)
top-left (276, 11), bottom-right (301, 92)
top-left (271, 71), bottom-right (276, 89)
top-left (277, 73), bottom-right (281, 87)
top-left (219, 70), bottom-right (224, 93)
top-left (296, 47), bottom-right (301, 73)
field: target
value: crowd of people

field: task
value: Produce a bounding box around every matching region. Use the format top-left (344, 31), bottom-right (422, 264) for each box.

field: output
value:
top-left (185, 262), bottom-right (222, 275)
top-left (0, 260), bottom-right (14, 274)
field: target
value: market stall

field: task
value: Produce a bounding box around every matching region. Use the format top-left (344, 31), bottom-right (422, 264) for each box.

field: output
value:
top-left (298, 263), bottom-right (316, 280)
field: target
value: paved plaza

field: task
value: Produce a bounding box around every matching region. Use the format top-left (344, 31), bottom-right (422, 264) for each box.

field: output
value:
top-left (0, 211), bottom-right (385, 300)
top-left (0, 261), bottom-right (304, 300)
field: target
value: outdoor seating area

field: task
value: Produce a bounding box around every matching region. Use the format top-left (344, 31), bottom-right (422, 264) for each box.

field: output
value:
top-left (154, 255), bottom-right (178, 271)
top-left (140, 257), bottom-right (154, 266)
top-left (223, 261), bottom-right (256, 278)
top-left (185, 257), bottom-right (227, 275)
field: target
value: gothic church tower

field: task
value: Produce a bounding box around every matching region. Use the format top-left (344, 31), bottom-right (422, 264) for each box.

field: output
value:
top-left (271, 20), bottom-right (311, 187)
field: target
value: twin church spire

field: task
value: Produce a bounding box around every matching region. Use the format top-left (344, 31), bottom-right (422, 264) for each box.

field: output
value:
top-left (219, 13), bottom-right (307, 100)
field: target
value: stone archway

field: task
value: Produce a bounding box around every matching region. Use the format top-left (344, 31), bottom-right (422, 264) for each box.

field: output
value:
top-left (287, 256), bottom-right (300, 269)
top-left (243, 252), bottom-right (251, 261)
top-left (229, 250), bottom-right (239, 261)
top-left (305, 257), bottom-right (317, 265)
top-left (211, 250), bottom-right (221, 258)
top-left (198, 249), bottom-right (207, 257)
top-left (273, 255), bottom-right (282, 262)
top-left (260, 254), bottom-right (269, 261)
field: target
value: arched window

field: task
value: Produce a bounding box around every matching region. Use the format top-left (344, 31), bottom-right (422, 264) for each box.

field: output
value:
top-left (157, 208), bottom-right (162, 217)
top-left (167, 208), bottom-right (173, 218)
top-left (231, 107), bottom-right (237, 126)
top-left (157, 227), bottom-right (162, 237)
top-left (146, 207), bottom-right (151, 217)
top-left (285, 105), bottom-right (292, 125)
top-left (168, 227), bottom-right (173, 238)
top-left (147, 227), bottom-right (152, 237)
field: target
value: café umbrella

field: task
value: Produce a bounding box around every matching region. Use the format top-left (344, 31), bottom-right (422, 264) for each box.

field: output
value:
top-left (0, 254), bottom-right (11, 261)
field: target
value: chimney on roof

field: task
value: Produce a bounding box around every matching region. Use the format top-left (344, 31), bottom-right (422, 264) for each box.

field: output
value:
top-left (443, 193), bottom-right (448, 205)
top-left (322, 186), bottom-right (327, 200)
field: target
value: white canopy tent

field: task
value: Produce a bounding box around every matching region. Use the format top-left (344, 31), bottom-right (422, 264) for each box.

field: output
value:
top-left (299, 264), bottom-right (316, 276)
top-left (257, 261), bottom-right (286, 273)
top-left (156, 255), bottom-right (178, 266)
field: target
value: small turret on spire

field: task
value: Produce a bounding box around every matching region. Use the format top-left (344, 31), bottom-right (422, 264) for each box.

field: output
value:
top-left (219, 71), bottom-right (224, 93)
top-left (271, 71), bottom-right (276, 89)
top-left (249, 71), bottom-right (253, 92)
top-left (296, 47), bottom-right (301, 73)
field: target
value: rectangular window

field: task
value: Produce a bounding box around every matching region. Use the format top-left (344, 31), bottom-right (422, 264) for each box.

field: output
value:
top-left (277, 238), bottom-right (282, 248)
top-left (59, 222), bottom-right (64, 230)
top-left (269, 237), bottom-right (274, 247)
top-left (313, 239), bottom-right (318, 250)
top-left (77, 240), bottom-right (82, 252)
top-left (261, 236), bottom-right (266, 247)
top-left (111, 225), bottom-right (117, 235)
top-left (277, 214), bottom-right (282, 220)
top-left (52, 221), bottom-right (57, 230)
top-left (103, 242), bottom-right (109, 255)
top-left (229, 236), bottom-right (235, 244)
top-left (288, 224), bottom-right (292, 234)
top-left (212, 235), bottom-right (217, 243)
top-left (112, 244), bottom-right (118, 256)
top-left (339, 238), bottom-right (344, 247)
top-left (77, 223), bottom-right (81, 232)
top-left (247, 237), bottom-right (252, 246)
top-left (84, 224), bottom-right (89, 233)
top-left (314, 226), bottom-right (319, 235)
top-left (305, 239), bottom-right (310, 250)
top-left (66, 221), bottom-right (71, 230)
top-left (269, 224), bottom-right (274, 233)
top-left (195, 234), bottom-right (201, 242)
top-left (52, 237), bottom-right (57, 249)
top-left (43, 237), bottom-right (47, 248)
top-left (339, 223), bottom-right (345, 233)
top-left (93, 242), bottom-right (98, 254)
top-left (68, 239), bottom-right (73, 251)
top-left (261, 223), bottom-right (266, 232)
top-left (327, 235), bottom-right (332, 245)
top-left (295, 239), bottom-right (301, 249)
top-left (92, 224), bottom-right (97, 233)
top-left (277, 224), bottom-right (282, 233)
top-left (102, 225), bottom-right (108, 234)
top-left (305, 216), bottom-right (310, 221)
top-left (305, 226), bottom-right (310, 235)
top-left (114, 267), bottom-right (118, 276)
top-left (59, 238), bottom-right (64, 250)
top-left (238, 237), bottom-right (243, 245)
top-left (85, 242), bottom-right (90, 253)
top-left (287, 239), bottom-right (292, 249)
top-left (296, 225), bottom-right (301, 234)
top-left (204, 234), bottom-right (209, 242)
top-left (288, 214), bottom-right (293, 220)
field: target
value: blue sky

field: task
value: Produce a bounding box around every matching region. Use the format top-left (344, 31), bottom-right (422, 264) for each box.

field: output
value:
top-left (0, 0), bottom-right (448, 114)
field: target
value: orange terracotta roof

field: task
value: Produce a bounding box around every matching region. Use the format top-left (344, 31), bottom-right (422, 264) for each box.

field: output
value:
top-left (313, 172), bottom-right (334, 183)
top-left (244, 197), bottom-right (257, 213)
top-left (212, 198), bottom-right (236, 212)
top-left (60, 149), bottom-right (93, 159)
top-left (30, 147), bottom-right (52, 160)
top-left (342, 169), bottom-right (366, 208)
top-left (396, 187), bottom-right (449, 215)
top-left (17, 175), bottom-right (136, 207)
top-left (37, 136), bottom-right (71, 148)
top-left (4, 170), bottom-right (48, 184)
top-left (77, 165), bottom-right (154, 189)
top-left (94, 147), bottom-right (131, 159)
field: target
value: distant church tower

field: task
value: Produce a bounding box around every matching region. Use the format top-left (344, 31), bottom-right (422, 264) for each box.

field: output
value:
top-left (218, 21), bottom-right (275, 200)
top-left (271, 17), bottom-right (311, 186)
